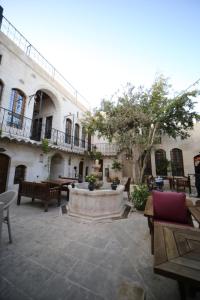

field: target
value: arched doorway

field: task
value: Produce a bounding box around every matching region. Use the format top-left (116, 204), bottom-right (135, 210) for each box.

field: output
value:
top-left (0, 153), bottom-right (10, 193)
top-left (31, 90), bottom-right (56, 141)
top-left (79, 160), bottom-right (84, 182)
top-left (155, 149), bottom-right (167, 176)
top-left (50, 153), bottom-right (64, 179)
top-left (170, 148), bottom-right (184, 176)
top-left (99, 159), bottom-right (103, 180)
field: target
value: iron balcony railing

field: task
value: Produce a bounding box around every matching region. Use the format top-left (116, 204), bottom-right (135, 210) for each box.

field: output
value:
top-left (0, 106), bottom-right (91, 154)
top-left (0, 106), bottom-right (118, 155)
top-left (1, 16), bottom-right (90, 109)
top-left (94, 143), bottom-right (119, 156)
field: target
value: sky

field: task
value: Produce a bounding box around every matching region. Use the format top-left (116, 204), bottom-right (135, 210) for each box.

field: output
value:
top-left (1, 0), bottom-right (200, 109)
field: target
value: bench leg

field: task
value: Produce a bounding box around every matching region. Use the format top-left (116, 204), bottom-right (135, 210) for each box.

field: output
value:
top-left (44, 202), bottom-right (48, 212)
top-left (17, 194), bottom-right (21, 205)
top-left (57, 191), bottom-right (61, 206)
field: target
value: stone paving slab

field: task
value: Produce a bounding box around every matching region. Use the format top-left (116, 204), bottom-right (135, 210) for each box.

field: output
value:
top-left (0, 196), bottom-right (199, 299)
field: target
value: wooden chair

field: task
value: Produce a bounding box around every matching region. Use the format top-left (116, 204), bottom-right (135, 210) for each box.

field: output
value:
top-left (17, 181), bottom-right (61, 212)
top-left (146, 176), bottom-right (155, 191)
top-left (175, 176), bottom-right (191, 193)
top-left (144, 191), bottom-right (194, 254)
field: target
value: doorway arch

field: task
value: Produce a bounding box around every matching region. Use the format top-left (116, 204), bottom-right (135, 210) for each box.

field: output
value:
top-left (50, 153), bottom-right (64, 179)
top-left (79, 160), bottom-right (84, 182)
top-left (0, 153), bottom-right (10, 193)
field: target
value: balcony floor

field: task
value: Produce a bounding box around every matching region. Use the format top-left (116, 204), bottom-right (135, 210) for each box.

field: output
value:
top-left (0, 195), bottom-right (198, 300)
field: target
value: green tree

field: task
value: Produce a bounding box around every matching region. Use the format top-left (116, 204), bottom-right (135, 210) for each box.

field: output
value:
top-left (82, 75), bottom-right (200, 183)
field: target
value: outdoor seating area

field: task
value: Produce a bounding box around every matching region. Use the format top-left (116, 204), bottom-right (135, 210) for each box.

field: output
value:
top-left (144, 190), bottom-right (200, 300)
top-left (146, 175), bottom-right (192, 194)
top-left (0, 191), bottom-right (188, 300)
top-left (0, 182), bottom-right (200, 299)
top-left (17, 181), bottom-right (61, 212)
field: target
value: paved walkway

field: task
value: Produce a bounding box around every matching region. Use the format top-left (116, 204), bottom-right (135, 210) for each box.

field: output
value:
top-left (0, 196), bottom-right (195, 300)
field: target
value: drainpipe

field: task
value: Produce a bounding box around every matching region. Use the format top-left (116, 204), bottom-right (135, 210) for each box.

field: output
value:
top-left (0, 6), bottom-right (3, 30)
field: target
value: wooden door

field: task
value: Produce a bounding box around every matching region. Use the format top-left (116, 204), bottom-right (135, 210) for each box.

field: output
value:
top-left (31, 118), bottom-right (42, 141)
top-left (0, 154), bottom-right (9, 193)
top-left (45, 116), bottom-right (53, 139)
top-left (79, 161), bottom-right (84, 181)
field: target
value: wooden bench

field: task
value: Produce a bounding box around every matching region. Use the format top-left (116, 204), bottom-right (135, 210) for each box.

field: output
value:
top-left (17, 181), bottom-right (61, 212)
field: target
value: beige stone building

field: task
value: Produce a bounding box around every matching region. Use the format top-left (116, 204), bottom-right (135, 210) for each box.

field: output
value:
top-left (0, 6), bottom-right (199, 194)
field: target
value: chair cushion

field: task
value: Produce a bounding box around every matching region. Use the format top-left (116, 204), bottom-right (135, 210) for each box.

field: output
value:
top-left (153, 190), bottom-right (188, 224)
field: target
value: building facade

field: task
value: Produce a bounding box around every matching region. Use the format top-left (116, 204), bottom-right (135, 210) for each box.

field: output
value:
top-left (0, 6), bottom-right (199, 194)
top-left (0, 9), bottom-right (117, 192)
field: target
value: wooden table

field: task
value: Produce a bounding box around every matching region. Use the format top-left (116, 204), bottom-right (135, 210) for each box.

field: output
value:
top-left (188, 206), bottom-right (200, 228)
top-left (154, 222), bottom-right (200, 300)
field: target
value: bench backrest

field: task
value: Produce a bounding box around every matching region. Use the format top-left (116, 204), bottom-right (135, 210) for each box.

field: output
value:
top-left (19, 181), bottom-right (49, 199)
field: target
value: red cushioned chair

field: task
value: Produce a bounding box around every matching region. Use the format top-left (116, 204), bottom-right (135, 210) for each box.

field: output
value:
top-left (150, 190), bottom-right (193, 254)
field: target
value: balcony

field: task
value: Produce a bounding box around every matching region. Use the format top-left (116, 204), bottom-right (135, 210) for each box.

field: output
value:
top-left (0, 107), bottom-right (90, 154)
top-left (0, 107), bottom-right (118, 156)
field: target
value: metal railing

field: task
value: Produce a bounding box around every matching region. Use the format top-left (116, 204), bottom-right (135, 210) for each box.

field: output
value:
top-left (1, 16), bottom-right (90, 108)
top-left (0, 106), bottom-right (90, 154)
top-left (0, 106), bottom-right (118, 156)
top-left (94, 143), bottom-right (119, 156)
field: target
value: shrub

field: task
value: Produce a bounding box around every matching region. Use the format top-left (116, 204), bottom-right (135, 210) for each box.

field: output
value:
top-left (111, 160), bottom-right (122, 171)
top-left (85, 174), bottom-right (97, 183)
top-left (42, 138), bottom-right (50, 154)
top-left (131, 184), bottom-right (149, 211)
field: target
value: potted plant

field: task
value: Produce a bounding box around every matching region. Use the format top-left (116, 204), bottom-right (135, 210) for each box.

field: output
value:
top-left (111, 177), bottom-right (118, 190)
top-left (85, 174), bottom-right (96, 191)
top-left (131, 184), bottom-right (149, 211)
top-left (111, 160), bottom-right (122, 184)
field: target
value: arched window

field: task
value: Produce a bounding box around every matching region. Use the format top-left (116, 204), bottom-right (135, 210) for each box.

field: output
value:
top-left (170, 148), bottom-right (184, 176)
top-left (8, 88), bottom-right (26, 129)
top-left (155, 149), bottom-right (167, 176)
top-left (142, 151), bottom-right (152, 176)
top-left (65, 118), bottom-right (72, 144)
top-left (14, 165), bottom-right (26, 184)
top-left (81, 127), bottom-right (86, 148)
top-left (0, 79), bottom-right (4, 105)
top-left (74, 123), bottom-right (80, 146)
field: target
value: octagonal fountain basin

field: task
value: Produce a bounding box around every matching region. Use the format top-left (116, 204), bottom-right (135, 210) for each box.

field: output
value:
top-left (68, 184), bottom-right (125, 221)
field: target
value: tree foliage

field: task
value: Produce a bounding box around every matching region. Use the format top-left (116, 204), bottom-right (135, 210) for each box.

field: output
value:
top-left (81, 75), bottom-right (200, 183)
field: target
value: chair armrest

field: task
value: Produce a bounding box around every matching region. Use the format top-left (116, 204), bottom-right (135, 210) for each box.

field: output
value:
top-left (188, 206), bottom-right (200, 226)
top-left (186, 199), bottom-right (194, 207)
top-left (144, 196), bottom-right (153, 217)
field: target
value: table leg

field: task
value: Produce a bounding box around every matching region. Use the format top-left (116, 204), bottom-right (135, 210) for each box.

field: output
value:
top-left (178, 281), bottom-right (186, 300)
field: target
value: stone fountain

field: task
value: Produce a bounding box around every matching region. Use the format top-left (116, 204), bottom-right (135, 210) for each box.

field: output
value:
top-left (67, 159), bottom-right (125, 221)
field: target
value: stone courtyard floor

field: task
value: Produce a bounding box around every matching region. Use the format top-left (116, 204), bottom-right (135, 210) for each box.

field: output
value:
top-left (0, 195), bottom-right (198, 300)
